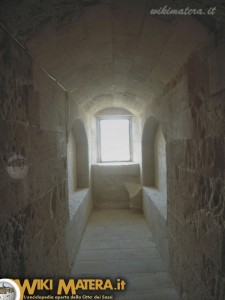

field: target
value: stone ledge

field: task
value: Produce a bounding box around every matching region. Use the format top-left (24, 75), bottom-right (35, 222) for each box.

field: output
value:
top-left (66, 188), bottom-right (93, 269)
top-left (91, 163), bottom-right (140, 175)
top-left (143, 187), bottom-right (167, 220)
top-left (92, 162), bottom-right (139, 165)
top-left (68, 188), bottom-right (89, 220)
top-left (92, 163), bottom-right (140, 208)
top-left (143, 186), bottom-right (168, 267)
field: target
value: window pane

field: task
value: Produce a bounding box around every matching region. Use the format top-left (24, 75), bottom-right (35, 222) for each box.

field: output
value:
top-left (100, 119), bottom-right (131, 162)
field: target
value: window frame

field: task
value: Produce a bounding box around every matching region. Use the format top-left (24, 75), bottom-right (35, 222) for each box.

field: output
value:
top-left (97, 115), bottom-right (133, 163)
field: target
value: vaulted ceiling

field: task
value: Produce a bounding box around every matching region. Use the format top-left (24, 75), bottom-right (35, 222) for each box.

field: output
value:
top-left (0, 0), bottom-right (224, 116)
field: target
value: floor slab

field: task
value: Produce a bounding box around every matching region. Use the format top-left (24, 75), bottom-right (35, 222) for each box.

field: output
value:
top-left (71, 209), bottom-right (179, 300)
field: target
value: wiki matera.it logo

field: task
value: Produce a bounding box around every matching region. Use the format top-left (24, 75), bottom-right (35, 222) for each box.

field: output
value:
top-left (0, 279), bottom-right (20, 300)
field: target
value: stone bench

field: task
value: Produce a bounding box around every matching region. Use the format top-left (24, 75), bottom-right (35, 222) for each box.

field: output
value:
top-left (66, 188), bottom-right (93, 269)
top-left (143, 187), bottom-right (168, 267)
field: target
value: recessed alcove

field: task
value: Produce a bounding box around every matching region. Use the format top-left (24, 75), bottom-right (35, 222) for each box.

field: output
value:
top-left (88, 106), bottom-right (142, 209)
top-left (141, 115), bottom-right (168, 266)
top-left (141, 116), bottom-right (158, 186)
top-left (141, 116), bottom-right (167, 200)
top-left (66, 119), bottom-right (92, 268)
top-left (67, 118), bottom-right (89, 194)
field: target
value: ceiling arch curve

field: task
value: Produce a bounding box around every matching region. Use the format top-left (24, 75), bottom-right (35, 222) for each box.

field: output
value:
top-left (79, 92), bottom-right (147, 117)
top-left (0, 0), bottom-right (220, 121)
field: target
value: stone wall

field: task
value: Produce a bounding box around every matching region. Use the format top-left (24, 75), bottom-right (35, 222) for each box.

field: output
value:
top-left (67, 130), bottom-right (77, 195)
top-left (154, 126), bottom-right (167, 198)
top-left (0, 27), bottom-right (69, 277)
top-left (159, 38), bottom-right (225, 300)
top-left (73, 119), bottom-right (89, 189)
top-left (141, 116), bottom-right (158, 187)
top-left (92, 164), bottom-right (140, 209)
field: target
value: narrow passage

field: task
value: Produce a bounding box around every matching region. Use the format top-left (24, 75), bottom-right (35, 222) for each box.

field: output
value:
top-left (71, 209), bottom-right (179, 300)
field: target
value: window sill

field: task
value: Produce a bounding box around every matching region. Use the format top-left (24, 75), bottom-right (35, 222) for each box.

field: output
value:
top-left (93, 162), bottom-right (138, 166)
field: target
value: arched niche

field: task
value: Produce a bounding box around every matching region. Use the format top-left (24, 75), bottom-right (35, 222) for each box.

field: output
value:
top-left (67, 118), bottom-right (89, 195)
top-left (142, 116), bottom-right (158, 186)
top-left (154, 126), bottom-right (167, 198)
top-left (67, 129), bottom-right (77, 195)
top-left (142, 116), bottom-right (167, 197)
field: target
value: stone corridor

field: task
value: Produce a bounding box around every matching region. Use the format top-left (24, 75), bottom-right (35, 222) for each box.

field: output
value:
top-left (71, 210), bottom-right (179, 300)
top-left (0, 1), bottom-right (224, 299)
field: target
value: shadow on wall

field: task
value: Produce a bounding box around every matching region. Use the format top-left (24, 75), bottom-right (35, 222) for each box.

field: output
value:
top-left (141, 115), bottom-right (168, 266)
top-left (66, 118), bottom-right (92, 270)
top-left (142, 115), bottom-right (167, 198)
top-left (67, 118), bottom-right (89, 195)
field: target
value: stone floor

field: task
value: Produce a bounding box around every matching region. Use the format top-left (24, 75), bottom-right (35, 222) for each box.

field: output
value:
top-left (71, 209), bottom-right (179, 300)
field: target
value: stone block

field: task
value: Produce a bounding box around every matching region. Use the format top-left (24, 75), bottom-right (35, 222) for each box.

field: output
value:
top-left (24, 229), bottom-right (45, 277)
top-left (114, 0), bottom-right (147, 14)
top-left (114, 57), bottom-right (132, 78)
top-left (0, 25), bottom-right (69, 279)
top-left (57, 132), bottom-right (67, 158)
top-left (77, 175), bottom-right (89, 188)
top-left (195, 138), bottom-right (225, 177)
top-left (129, 64), bottom-right (151, 83)
top-left (168, 76), bottom-right (189, 115)
top-left (168, 207), bottom-right (224, 300)
top-left (53, 82), bottom-right (66, 112)
top-left (0, 213), bottom-right (27, 277)
top-left (29, 160), bottom-right (53, 200)
top-left (56, 108), bottom-right (66, 133)
top-left (92, 42), bottom-right (113, 64)
top-left (169, 236), bottom-right (212, 300)
top-left (187, 54), bottom-right (210, 106)
top-left (208, 43), bottom-right (225, 95)
top-left (52, 156), bottom-right (67, 186)
top-left (43, 235), bottom-right (70, 277)
top-left (28, 90), bottom-right (40, 127)
top-left (22, 193), bottom-right (51, 243)
top-left (84, 5), bottom-right (112, 43)
top-left (114, 33), bottom-right (138, 58)
top-left (0, 32), bottom-right (32, 123)
top-left (113, 10), bottom-right (143, 35)
top-left (0, 121), bottom-right (31, 162)
top-left (50, 182), bottom-right (69, 228)
top-left (30, 128), bottom-right (57, 162)
top-left (199, 92), bottom-right (225, 138)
